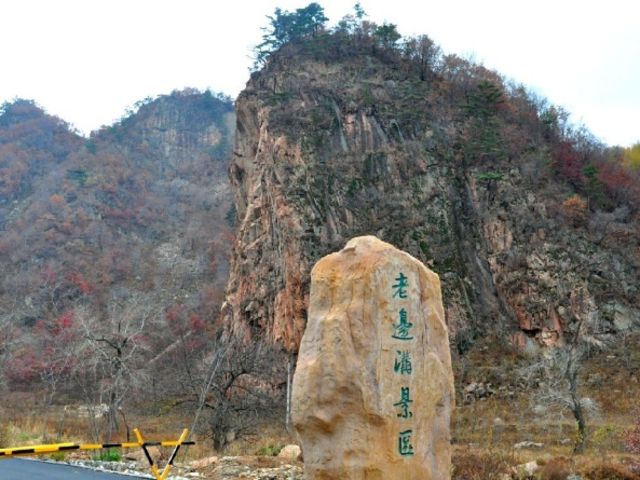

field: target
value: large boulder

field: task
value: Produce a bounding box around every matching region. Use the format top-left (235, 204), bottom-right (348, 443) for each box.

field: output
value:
top-left (292, 236), bottom-right (454, 479)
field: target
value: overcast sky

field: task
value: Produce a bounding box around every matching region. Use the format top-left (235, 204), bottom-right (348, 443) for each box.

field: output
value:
top-left (1, 0), bottom-right (638, 146)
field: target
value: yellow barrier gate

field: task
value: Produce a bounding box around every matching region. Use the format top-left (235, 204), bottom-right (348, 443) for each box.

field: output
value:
top-left (0, 428), bottom-right (194, 480)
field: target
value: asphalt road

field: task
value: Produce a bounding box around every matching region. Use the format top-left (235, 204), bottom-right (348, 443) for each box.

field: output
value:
top-left (0, 459), bottom-right (142, 479)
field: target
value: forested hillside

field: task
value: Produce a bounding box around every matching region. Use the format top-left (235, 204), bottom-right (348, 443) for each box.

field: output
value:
top-left (0, 91), bottom-right (234, 436)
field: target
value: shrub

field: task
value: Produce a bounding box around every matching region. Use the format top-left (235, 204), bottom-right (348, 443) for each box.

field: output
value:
top-left (255, 443), bottom-right (284, 456)
top-left (579, 463), bottom-right (640, 480)
top-left (553, 141), bottom-right (583, 186)
top-left (625, 417), bottom-right (640, 454)
top-left (452, 450), bottom-right (515, 480)
top-left (562, 194), bottom-right (588, 226)
top-left (49, 451), bottom-right (66, 461)
top-left (93, 448), bottom-right (122, 462)
top-left (539, 456), bottom-right (573, 480)
top-left (592, 423), bottom-right (623, 452)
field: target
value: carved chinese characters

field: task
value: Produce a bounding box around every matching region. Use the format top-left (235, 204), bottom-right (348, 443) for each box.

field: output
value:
top-left (292, 236), bottom-right (454, 480)
top-left (390, 272), bottom-right (416, 456)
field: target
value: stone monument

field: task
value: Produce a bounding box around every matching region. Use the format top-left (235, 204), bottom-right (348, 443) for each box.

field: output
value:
top-left (292, 236), bottom-right (454, 480)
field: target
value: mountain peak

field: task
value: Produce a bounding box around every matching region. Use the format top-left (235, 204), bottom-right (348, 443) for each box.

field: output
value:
top-left (0, 99), bottom-right (51, 126)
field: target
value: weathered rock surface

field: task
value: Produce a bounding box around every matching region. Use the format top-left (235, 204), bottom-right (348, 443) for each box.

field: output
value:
top-left (513, 441), bottom-right (544, 450)
top-left (222, 41), bottom-right (639, 352)
top-left (292, 236), bottom-right (454, 480)
top-left (515, 460), bottom-right (540, 477)
top-left (190, 455), bottom-right (219, 469)
top-left (277, 444), bottom-right (302, 461)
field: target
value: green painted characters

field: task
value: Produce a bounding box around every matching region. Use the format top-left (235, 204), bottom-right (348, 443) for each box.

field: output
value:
top-left (391, 272), bottom-right (417, 457)
top-left (392, 308), bottom-right (414, 340)
top-left (392, 272), bottom-right (409, 299)
top-left (394, 350), bottom-right (412, 375)
top-left (398, 429), bottom-right (414, 457)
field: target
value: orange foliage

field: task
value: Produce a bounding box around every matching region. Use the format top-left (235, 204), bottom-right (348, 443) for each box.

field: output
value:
top-left (562, 194), bottom-right (588, 226)
top-left (49, 193), bottom-right (64, 205)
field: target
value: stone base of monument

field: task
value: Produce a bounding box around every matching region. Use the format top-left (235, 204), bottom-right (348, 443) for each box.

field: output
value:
top-left (292, 236), bottom-right (454, 479)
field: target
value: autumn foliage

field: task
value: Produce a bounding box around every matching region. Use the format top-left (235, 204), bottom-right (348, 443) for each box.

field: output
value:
top-left (553, 141), bottom-right (584, 186)
top-left (5, 311), bottom-right (79, 386)
top-left (0, 92), bottom-right (234, 400)
top-left (562, 195), bottom-right (588, 225)
top-left (624, 143), bottom-right (640, 169)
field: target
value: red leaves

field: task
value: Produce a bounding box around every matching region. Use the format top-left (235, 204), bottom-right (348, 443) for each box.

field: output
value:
top-left (189, 313), bottom-right (205, 333)
top-left (597, 160), bottom-right (636, 200)
top-left (35, 310), bottom-right (78, 341)
top-left (57, 310), bottom-right (74, 331)
top-left (553, 141), bottom-right (583, 186)
top-left (5, 348), bottom-right (43, 384)
top-left (162, 305), bottom-right (210, 356)
top-left (552, 140), bottom-right (640, 210)
top-left (40, 268), bottom-right (93, 295)
top-left (625, 418), bottom-right (640, 454)
top-left (165, 304), bottom-right (183, 325)
top-left (66, 271), bottom-right (93, 295)
top-left (8, 311), bottom-right (79, 387)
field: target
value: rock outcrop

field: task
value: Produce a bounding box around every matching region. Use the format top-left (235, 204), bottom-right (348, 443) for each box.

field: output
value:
top-left (223, 40), bottom-right (639, 352)
top-left (292, 236), bottom-right (454, 480)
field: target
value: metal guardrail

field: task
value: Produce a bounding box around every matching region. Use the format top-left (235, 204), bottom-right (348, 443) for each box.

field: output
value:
top-left (0, 427), bottom-right (194, 480)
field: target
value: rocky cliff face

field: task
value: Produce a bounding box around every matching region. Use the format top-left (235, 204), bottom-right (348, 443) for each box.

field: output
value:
top-left (107, 90), bottom-right (235, 172)
top-left (223, 43), bottom-right (639, 353)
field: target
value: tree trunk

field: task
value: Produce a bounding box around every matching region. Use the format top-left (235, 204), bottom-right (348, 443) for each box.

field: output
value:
top-left (573, 407), bottom-right (587, 454)
top-left (568, 350), bottom-right (586, 454)
top-left (286, 357), bottom-right (292, 433)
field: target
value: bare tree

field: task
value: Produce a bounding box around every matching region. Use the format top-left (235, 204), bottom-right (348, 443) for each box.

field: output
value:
top-left (199, 337), bottom-right (287, 451)
top-left (0, 314), bottom-right (14, 391)
top-left (403, 34), bottom-right (441, 80)
top-left (78, 292), bottom-right (159, 440)
top-left (187, 344), bottom-right (227, 443)
top-left (524, 319), bottom-right (606, 453)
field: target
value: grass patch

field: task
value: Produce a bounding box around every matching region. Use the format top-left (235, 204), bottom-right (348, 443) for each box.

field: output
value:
top-left (578, 461), bottom-right (640, 480)
top-left (49, 451), bottom-right (67, 461)
top-left (255, 443), bottom-right (284, 456)
top-left (92, 448), bottom-right (122, 462)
